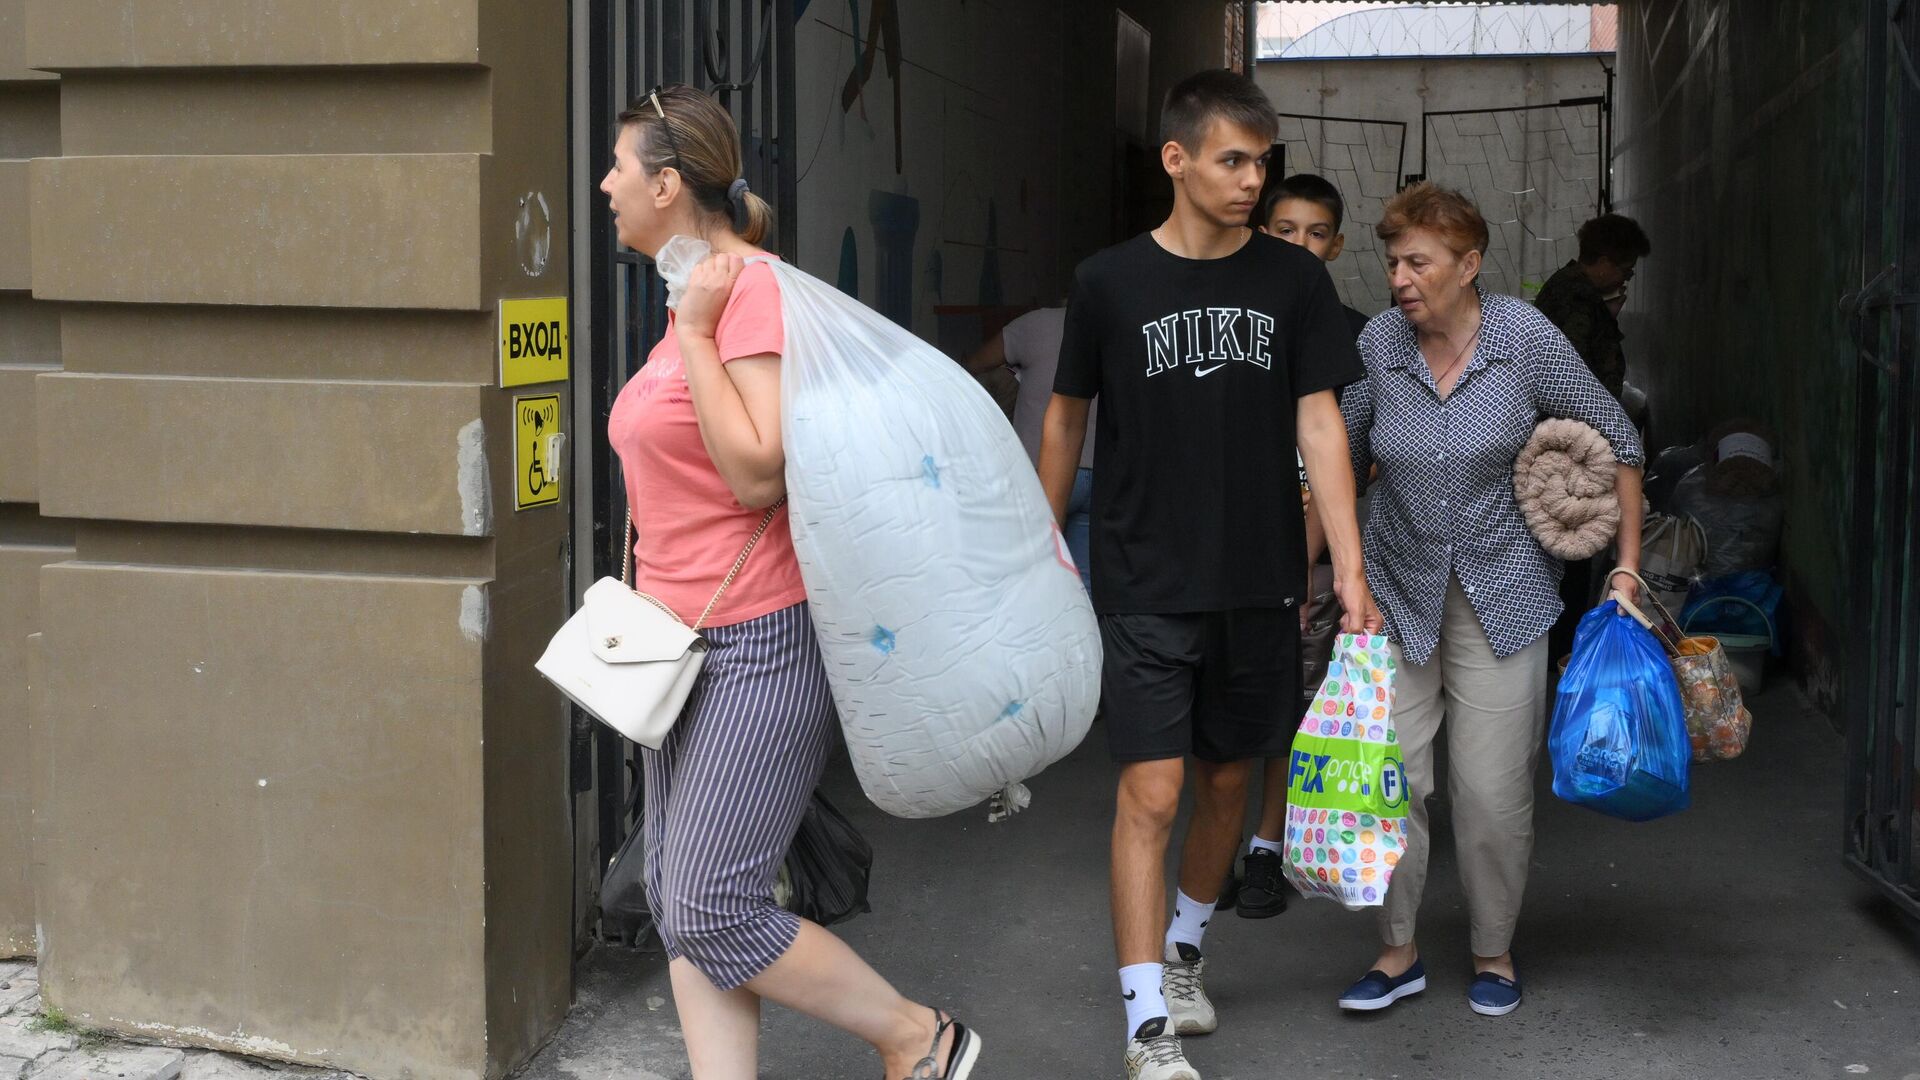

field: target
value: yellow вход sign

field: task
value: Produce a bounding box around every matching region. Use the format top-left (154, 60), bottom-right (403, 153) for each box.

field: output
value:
top-left (499, 297), bottom-right (569, 387)
top-left (514, 393), bottom-right (563, 510)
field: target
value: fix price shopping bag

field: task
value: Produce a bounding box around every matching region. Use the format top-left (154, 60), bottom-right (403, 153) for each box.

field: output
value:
top-left (1282, 632), bottom-right (1409, 910)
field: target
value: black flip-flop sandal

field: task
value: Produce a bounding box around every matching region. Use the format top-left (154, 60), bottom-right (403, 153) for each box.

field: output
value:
top-left (901, 1008), bottom-right (982, 1080)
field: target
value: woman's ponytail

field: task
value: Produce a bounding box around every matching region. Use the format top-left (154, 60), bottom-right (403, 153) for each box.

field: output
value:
top-left (736, 189), bottom-right (774, 246)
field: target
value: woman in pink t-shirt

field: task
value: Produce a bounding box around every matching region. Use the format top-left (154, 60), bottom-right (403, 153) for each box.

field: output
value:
top-left (598, 85), bottom-right (980, 1080)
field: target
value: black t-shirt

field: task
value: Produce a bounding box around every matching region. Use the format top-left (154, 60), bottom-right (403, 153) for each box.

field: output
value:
top-left (1344, 304), bottom-right (1372, 340)
top-left (1054, 230), bottom-right (1364, 614)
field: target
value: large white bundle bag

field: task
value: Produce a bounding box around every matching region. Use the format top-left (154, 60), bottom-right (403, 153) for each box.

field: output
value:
top-left (658, 237), bottom-right (1101, 818)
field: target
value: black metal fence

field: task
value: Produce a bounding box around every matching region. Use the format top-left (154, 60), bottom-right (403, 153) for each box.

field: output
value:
top-left (576, 0), bottom-right (800, 939)
top-left (1267, 111), bottom-right (1408, 311)
top-left (1842, 0), bottom-right (1920, 920)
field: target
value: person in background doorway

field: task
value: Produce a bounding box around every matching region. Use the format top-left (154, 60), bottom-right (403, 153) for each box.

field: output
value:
top-left (961, 306), bottom-right (1096, 592)
top-left (1534, 212), bottom-right (1651, 402)
top-left (1535, 212), bottom-right (1652, 655)
top-left (1039, 70), bottom-right (1378, 1080)
top-left (958, 328), bottom-right (1020, 420)
top-left (1227, 171), bottom-right (1377, 922)
top-left (599, 84), bottom-right (980, 1080)
top-left (1009, 307), bottom-right (1096, 591)
top-left (1332, 182), bottom-right (1645, 1019)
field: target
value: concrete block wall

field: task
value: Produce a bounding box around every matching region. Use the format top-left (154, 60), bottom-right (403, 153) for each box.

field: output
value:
top-left (0, 0), bottom-right (71, 962)
top-left (1257, 54), bottom-right (1610, 313)
top-left (13, 2), bottom-right (575, 1077)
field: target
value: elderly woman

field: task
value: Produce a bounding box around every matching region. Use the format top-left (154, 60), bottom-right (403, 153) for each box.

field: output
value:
top-left (1332, 183), bottom-right (1644, 1017)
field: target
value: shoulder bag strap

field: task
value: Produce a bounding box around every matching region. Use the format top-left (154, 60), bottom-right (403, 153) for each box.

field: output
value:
top-left (622, 508), bottom-right (635, 589)
top-left (619, 499), bottom-right (786, 630)
top-left (693, 498), bottom-right (785, 631)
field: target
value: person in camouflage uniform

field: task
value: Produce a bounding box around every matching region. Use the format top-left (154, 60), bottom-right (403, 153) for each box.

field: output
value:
top-left (1534, 214), bottom-right (1652, 401)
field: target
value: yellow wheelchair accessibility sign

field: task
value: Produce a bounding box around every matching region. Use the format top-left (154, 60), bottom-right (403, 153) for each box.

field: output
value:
top-left (514, 393), bottom-right (563, 510)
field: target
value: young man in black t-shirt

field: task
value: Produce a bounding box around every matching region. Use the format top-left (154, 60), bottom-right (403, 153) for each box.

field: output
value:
top-left (1038, 70), bottom-right (1380, 1080)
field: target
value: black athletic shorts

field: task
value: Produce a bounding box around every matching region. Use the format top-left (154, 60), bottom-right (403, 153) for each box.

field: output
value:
top-left (1100, 608), bottom-right (1303, 764)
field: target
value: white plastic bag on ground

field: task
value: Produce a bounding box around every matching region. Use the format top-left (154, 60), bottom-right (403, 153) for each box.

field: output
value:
top-left (656, 237), bottom-right (1101, 818)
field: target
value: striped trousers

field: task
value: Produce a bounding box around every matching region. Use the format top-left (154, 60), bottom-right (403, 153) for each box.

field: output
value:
top-left (641, 601), bottom-right (838, 990)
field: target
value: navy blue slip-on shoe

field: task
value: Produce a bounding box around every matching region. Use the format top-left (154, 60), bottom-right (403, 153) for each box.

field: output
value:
top-left (1337, 959), bottom-right (1427, 1011)
top-left (1468, 970), bottom-right (1522, 1016)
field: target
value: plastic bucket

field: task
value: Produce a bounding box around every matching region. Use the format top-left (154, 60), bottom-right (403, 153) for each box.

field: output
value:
top-left (1683, 596), bottom-right (1774, 695)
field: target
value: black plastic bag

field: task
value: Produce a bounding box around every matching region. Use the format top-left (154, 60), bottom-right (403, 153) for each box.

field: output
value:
top-left (778, 794), bottom-right (874, 927)
top-left (1645, 444), bottom-right (1707, 512)
top-left (600, 792), bottom-right (873, 943)
top-left (1669, 467), bottom-right (1784, 576)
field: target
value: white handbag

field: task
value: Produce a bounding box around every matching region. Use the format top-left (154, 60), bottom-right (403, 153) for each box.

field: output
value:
top-left (537, 503), bottom-right (780, 749)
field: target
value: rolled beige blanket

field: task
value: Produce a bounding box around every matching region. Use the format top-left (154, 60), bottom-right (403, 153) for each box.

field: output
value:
top-left (1513, 418), bottom-right (1620, 560)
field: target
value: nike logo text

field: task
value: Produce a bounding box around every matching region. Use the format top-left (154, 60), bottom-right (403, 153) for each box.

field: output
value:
top-left (1141, 307), bottom-right (1275, 376)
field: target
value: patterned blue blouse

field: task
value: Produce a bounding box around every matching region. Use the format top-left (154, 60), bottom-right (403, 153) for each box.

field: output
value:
top-left (1341, 290), bottom-right (1644, 664)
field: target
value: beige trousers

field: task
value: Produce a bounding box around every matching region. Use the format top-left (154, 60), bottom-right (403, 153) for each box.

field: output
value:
top-left (1378, 577), bottom-right (1550, 958)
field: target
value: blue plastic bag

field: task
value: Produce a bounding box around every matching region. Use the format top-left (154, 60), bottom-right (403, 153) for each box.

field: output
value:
top-left (1549, 601), bottom-right (1692, 821)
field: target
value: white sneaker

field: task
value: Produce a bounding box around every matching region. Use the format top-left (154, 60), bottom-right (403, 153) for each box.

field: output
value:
top-left (1161, 942), bottom-right (1217, 1036)
top-left (1124, 1018), bottom-right (1201, 1080)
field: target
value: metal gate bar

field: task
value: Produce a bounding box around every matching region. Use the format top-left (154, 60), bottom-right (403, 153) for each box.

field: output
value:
top-left (1274, 111), bottom-right (1409, 185)
top-left (1415, 94), bottom-right (1607, 301)
top-left (1269, 111), bottom-right (1408, 311)
top-left (1418, 95), bottom-right (1605, 193)
top-left (577, 0), bottom-right (800, 939)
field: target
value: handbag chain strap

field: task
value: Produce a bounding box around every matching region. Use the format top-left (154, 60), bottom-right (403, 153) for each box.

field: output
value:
top-left (622, 498), bottom-right (786, 631)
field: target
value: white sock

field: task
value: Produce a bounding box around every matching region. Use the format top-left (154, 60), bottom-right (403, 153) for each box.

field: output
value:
top-left (1164, 889), bottom-right (1215, 954)
top-left (1119, 963), bottom-right (1168, 1038)
top-left (1249, 835), bottom-right (1284, 856)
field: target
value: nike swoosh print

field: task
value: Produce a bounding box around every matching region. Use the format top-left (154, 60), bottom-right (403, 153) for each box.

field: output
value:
top-left (1196, 364), bottom-right (1226, 377)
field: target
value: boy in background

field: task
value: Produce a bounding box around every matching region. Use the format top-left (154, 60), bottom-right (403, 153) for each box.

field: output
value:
top-left (1257, 173), bottom-right (1371, 340)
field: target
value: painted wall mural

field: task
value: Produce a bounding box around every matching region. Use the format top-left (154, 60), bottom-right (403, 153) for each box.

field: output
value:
top-left (840, 0), bottom-right (905, 173)
top-left (793, 0), bottom-right (1066, 352)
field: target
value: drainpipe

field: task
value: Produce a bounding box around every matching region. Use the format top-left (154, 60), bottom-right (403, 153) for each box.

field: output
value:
top-left (1601, 58), bottom-right (1616, 212)
top-left (1245, 1), bottom-right (1259, 73)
